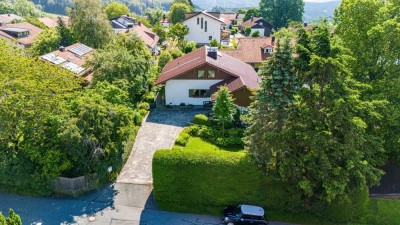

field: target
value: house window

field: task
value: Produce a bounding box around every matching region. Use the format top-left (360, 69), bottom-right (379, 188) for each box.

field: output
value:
top-left (197, 70), bottom-right (205, 78)
top-left (264, 47), bottom-right (273, 54)
top-left (197, 18), bottom-right (199, 25)
top-left (201, 18), bottom-right (203, 29)
top-left (205, 21), bottom-right (207, 32)
top-left (208, 70), bottom-right (215, 78)
top-left (189, 89), bottom-right (211, 98)
top-left (209, 36), bottom-right (212, 40)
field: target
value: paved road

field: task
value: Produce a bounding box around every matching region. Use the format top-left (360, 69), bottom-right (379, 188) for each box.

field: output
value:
top-left (0, 110), bottom-right (296, 225)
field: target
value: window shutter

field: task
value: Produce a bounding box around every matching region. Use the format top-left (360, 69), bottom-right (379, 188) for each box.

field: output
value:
top-left (189, 89), bottom-right (193, 97)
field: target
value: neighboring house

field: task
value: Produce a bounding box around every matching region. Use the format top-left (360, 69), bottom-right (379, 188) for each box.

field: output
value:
top-left (111, 15), bottom-right (160, 54)
top-left (155, 46), bottom-right (260, 107)
top-left (219, 13), bottom-right (237, 30)
top-left (183, 11), bottom-right (224, 45)
top-left (235, 13), bottom-right (245, 25)
top-left (240, 17), bottom-right (273, 37)
top-left (40, 43), bottom-right (94, 81)
top-left (0, 14), bottom-right (23, 24)
top-left (0, 22), bottom-right (42, 49)
top-left (160, 15), bottom-right (171, 28)
top-left (38, 17), bottom-right (70, 28)
top-left (221, 37), bottom-right (275, 68)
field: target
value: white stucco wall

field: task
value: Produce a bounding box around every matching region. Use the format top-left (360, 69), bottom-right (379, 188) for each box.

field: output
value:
top-left (251, 28), bottom-right (265, 37)
top-left (184, 14), bottom-right (222, 45)
top-left (165, 79), bottom-right (223, 105)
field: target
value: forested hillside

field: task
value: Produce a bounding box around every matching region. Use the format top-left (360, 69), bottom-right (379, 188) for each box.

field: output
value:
top-left (30, 0), bottom-right (340, 22)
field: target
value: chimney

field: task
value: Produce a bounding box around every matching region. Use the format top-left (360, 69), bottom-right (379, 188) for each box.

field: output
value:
top-left (207, 47), bottom-right (218, 60)
top-left (138, 21), bottom-right (141, 26)
top-left (272, 36), bottom-right (275, 44)
top-left (59, 46), bottom-right (65, 52)
top-left (251, 16), bottom-right (254, 21)
top-left (303, 22), bottom-right (308, 27)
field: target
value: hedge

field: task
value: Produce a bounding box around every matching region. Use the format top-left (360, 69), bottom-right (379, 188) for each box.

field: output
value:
top-left (153, 149), bottom-right (293, 215)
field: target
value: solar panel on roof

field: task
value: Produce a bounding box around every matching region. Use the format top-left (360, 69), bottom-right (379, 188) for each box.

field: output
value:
top-left (41, 53), bottom-right (66, 65)
top-left (68, 44), bottom-right (93, 57)
top-left (62, 62), bottom-right (84, 74)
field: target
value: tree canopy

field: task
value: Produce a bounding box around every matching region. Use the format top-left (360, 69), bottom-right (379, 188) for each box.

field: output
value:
top-left (169, 3), bottom-right (191, 24)
top-left (246, 23), bottom-right (385, 204)
top-left (259, 0), bottom-right (304, 28)
top-left (104, 2), bottom-right (130, 19)
top-left (69, 0), bottom-right (113, 48)
top-left (88, 32), bottom-right (154, 104)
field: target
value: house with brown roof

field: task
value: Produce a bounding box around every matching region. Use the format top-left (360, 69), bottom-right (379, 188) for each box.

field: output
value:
top-left (111, 15), bottom-right (160, 54)
top-left (160, 15), bottom-right (171, 28)
top-left (155, 46), bottom-right (260, 107)
top-left (38, 17), bottom-right (70, 28)
top-left (240, 17), bottom-right (273, 37)
top-left (222, 37), bottom-right (275, 68)
top-left (0, 22), bottom-right (42, 49)
top-left (0, 14), bottom-right (23, 24)
top-left (40, 43), bottom-right (94, 81)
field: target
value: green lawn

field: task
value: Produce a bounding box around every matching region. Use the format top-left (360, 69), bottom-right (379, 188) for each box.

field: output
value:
top-left (175, 136), bottom-right (245, 152)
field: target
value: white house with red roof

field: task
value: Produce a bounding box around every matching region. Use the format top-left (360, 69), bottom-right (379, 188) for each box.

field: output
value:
top-left (155, 46), bottom-right (260, 107)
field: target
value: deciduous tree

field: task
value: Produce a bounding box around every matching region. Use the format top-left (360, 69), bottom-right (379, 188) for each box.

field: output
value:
top-left (259, 0), bottom-right (304, 28)
top-left (243, 8), bottom-right (260, 21)
top-left (30, 28), bottom-right (60, 56)
top-left (104, 2), bottom-right (130, 19)
top-left (168, 23), bottom-right (188, 41)
top-left (69, 0), bottom-right (113, 48)
top-left (169, 3), bottom-right (191, 24)
top-left (212, 86), bottom-right (237, 135)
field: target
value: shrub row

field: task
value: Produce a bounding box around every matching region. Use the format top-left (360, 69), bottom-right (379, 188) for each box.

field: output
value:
top-left (153, 149), bottom-right (375, 223)
top-left (153, 149), bottom-right (294, 215)
top-left (187, 125), bottom-right (244, 147)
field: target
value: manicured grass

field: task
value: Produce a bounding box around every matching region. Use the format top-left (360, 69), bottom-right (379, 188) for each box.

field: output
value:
top-left (175, 136), bottom-right (245, 152)
top-left (368, 198), bottom-right (400, 225)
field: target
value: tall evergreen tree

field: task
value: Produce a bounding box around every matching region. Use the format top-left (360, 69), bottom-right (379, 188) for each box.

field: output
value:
top-left (56, 17), bottom-right (75, 47)
top-left (246, 38), bottom-right (299, 165)
top-left (259, 0), bottom-right (304, 28)
top-left (246, 23), bottom-right (385, 204)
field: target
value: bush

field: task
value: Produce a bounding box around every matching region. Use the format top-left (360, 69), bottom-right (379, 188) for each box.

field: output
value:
top-left (192, 114), bottom-right (209, 126)
top-left (170, 48), bottom-right (184, 59)
top-left (143, 92), bottom-right (156, 103)
top-left (175, 132), bottom-right (189, 146)
top-left (139, 102), bottom-right (150, 110)
top-left (139, 109), bottom-right (148, 117)
top-left (153, 149), bottom-right (291, 215)
top-left (184, 41), bottom-right (197, 53)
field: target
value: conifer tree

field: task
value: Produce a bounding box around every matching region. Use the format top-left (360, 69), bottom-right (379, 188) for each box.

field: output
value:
top-left (212, 86), bottom-right (237, 135)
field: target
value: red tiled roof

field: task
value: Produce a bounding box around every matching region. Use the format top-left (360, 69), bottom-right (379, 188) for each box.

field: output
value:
top-left (156, 46), bottom-right (260, 92)
top-left (221, 37), bottom-right (275, 64)
top-left (0, 22), bottom-right (42, 46)
top-left (131, 23), bottom-right (159, 49)
top-left (160, 17), bottom-right (170, 23)
top-left (38, 17), bottom-right (70, 28)
top-left (219, 13), bottom-right (237, 26)
top-left (0, 14), bottom-right (23, 24)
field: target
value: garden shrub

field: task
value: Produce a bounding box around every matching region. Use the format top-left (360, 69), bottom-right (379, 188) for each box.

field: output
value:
top-left (143, 92), bottom-right (156, 103)
top-left (175, 132), bottom-right (190, 146)
top-left (139, 102), bottom-right (150, 110)
top-left (139, 109), bottom-right (148, 117)
top-left (153, 149), bottom-right (292, 215)
top-left (192, 114), bottom-right (210, 126)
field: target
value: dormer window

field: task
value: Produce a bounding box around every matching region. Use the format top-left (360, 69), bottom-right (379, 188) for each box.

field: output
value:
top-left (260, 22), bottom-right (263, 26)
top-left (264, 47), bottom-right (273, 54)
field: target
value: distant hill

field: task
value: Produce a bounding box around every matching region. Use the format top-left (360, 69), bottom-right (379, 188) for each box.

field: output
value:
top-left (32, 0), bottom-right (341, 22)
